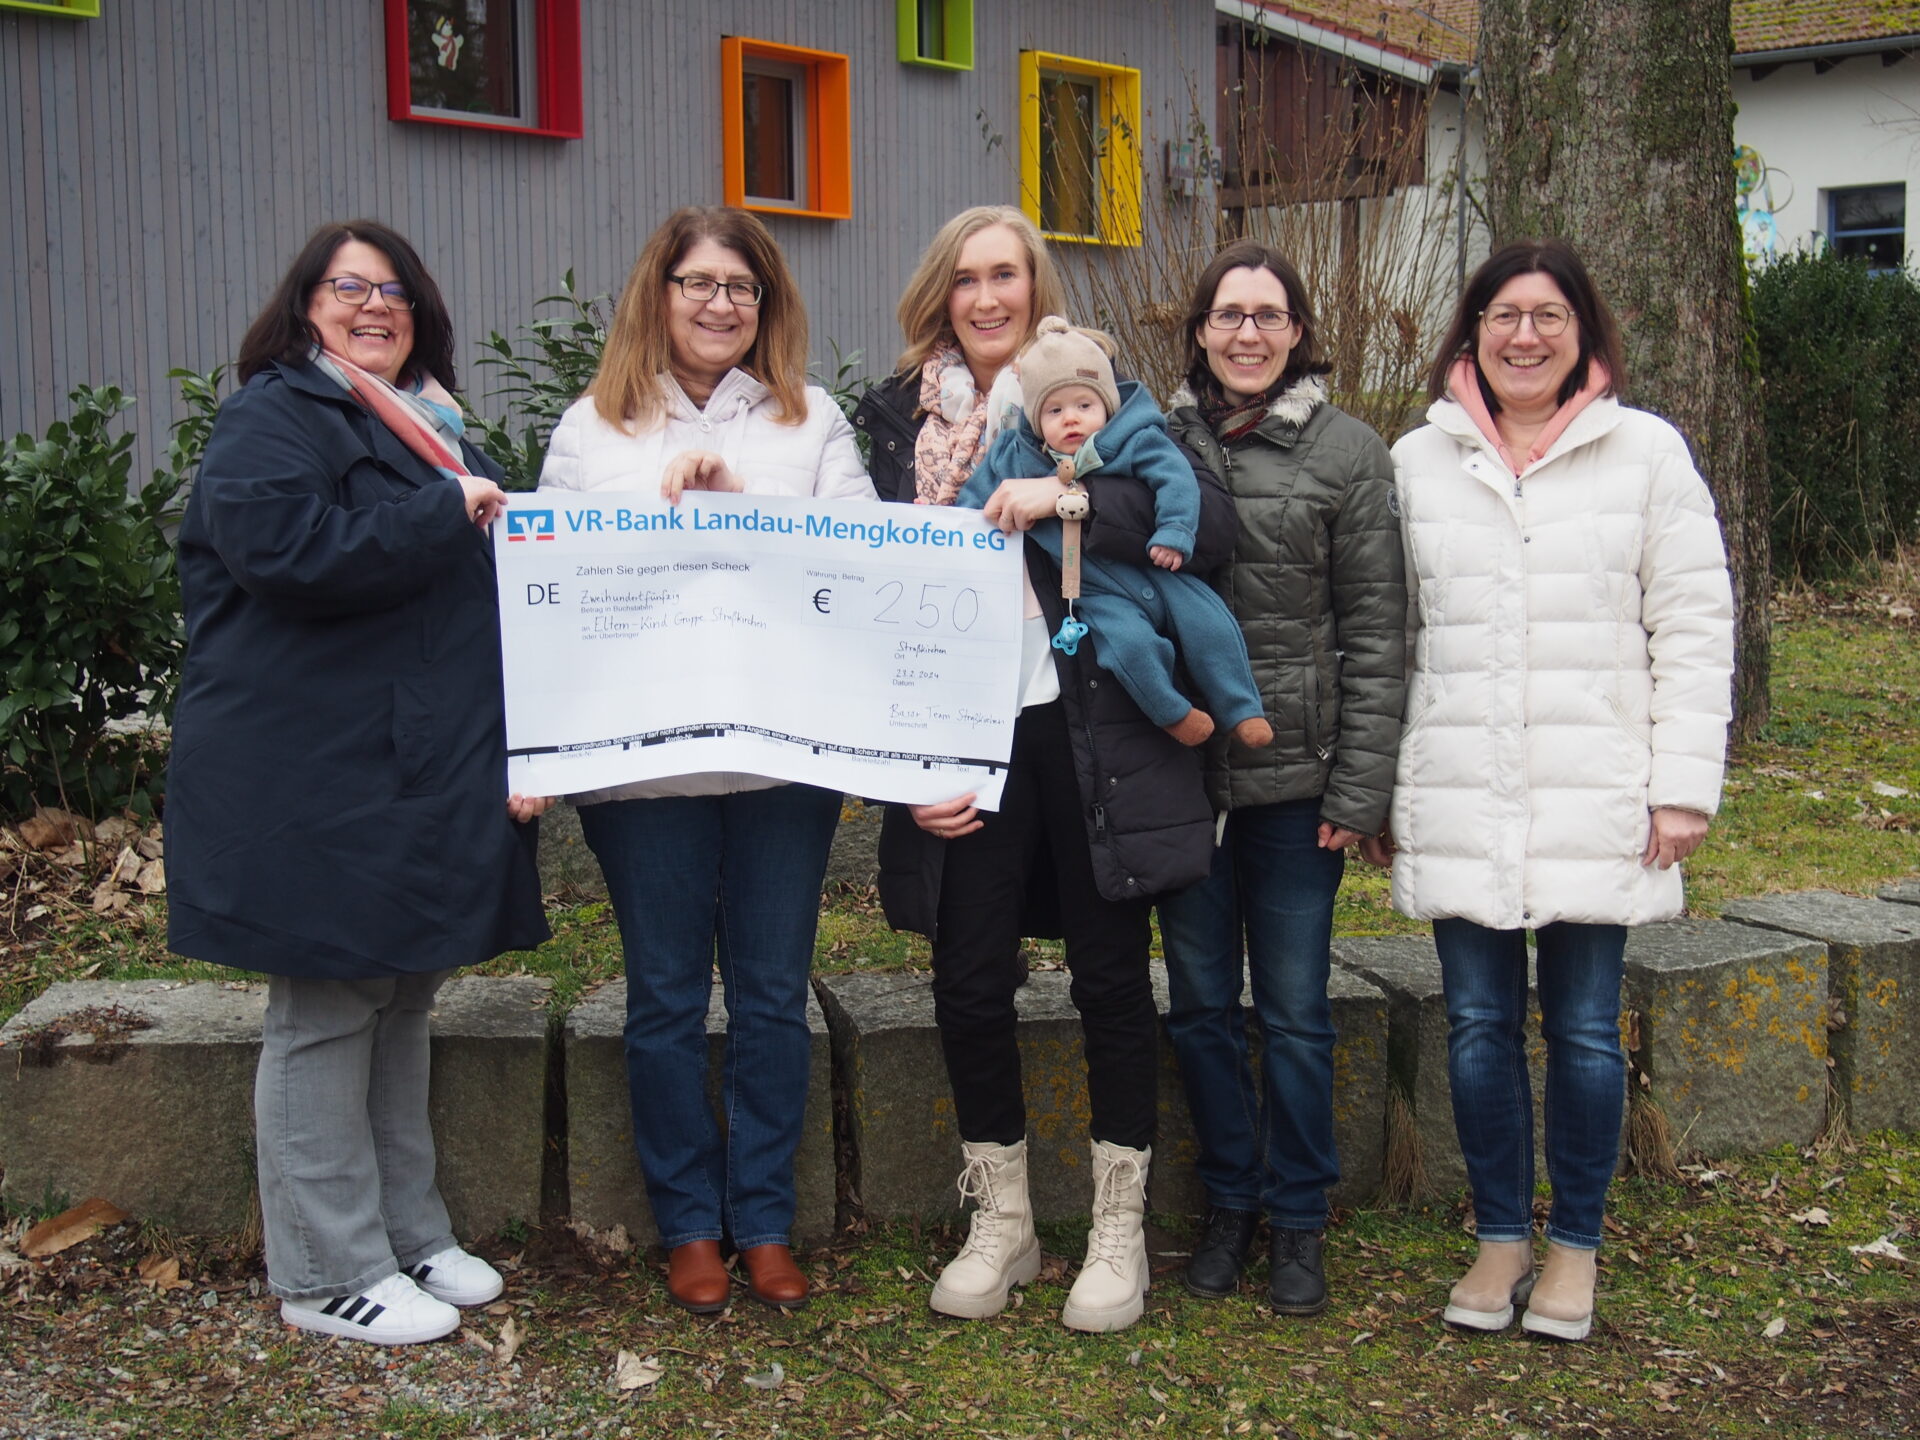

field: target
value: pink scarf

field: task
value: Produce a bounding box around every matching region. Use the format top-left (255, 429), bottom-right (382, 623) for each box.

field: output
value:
top-left (1448, 356), bottom-right (1611, 478)
top-left (912, 345), bottom-right (1022, 506)
top-left (311, 348), bottom-right (475, 481)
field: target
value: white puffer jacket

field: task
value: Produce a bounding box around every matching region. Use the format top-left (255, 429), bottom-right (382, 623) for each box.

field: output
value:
top-left (540, 369), bottom-right (875, 801)
top-left (1387, 395), bottom-right (1734, 929)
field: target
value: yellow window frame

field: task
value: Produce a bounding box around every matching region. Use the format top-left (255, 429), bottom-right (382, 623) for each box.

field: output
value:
top-left (1018, 50), bottom-right (1141, 248)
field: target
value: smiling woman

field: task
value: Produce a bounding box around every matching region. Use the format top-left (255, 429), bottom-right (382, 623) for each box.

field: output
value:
top-left (536, 205), bottom-right (873, 1316)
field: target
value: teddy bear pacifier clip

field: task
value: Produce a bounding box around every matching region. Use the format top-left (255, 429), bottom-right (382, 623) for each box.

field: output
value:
top-left (1051, 457), bottom-right (1091, 656)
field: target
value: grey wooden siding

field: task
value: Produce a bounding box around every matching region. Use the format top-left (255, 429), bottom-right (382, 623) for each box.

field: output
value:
top-left (1, 0), bottom-right (1215, 475)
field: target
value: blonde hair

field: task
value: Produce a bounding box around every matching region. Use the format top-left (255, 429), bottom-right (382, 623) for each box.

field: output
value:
top-left (892, 206), bottom-right (1066, 376)
top-left (589, 206), bottom-right (809, 431)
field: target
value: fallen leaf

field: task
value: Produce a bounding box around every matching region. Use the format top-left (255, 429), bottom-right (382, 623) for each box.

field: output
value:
top-left (1871, 782), bottom-right (1911, 798)
top-left (1848, 1236), bottom-right (1910, 1262)
top-left (136, 1254), bottom-right (182, 1290)
top-left (1762, 1315), bottom-right (1787, 1338)
top-left (22, 1198), bottom-right (130, 1257)
top-left (614, 1350), bottom-right (662, 1391)
top-left (1787, 1207), bottom-right (1831, 1227)
top-left (18, 809), bottom-right (80, 851)
top-left (111, 847), bottom-right (144, 885)
top-left (743, 1360), bottom-right (785, 1390)
top-left (134, 858), bottom-right (166, 894)
top-left (494, 1315), bottom-right (522, 1366)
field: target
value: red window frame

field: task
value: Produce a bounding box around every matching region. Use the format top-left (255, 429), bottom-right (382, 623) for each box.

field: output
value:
top-left (384, 0), bottom-right (583, 139)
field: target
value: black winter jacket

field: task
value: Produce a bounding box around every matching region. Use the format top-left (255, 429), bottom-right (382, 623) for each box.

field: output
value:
top-left (166, 360), bottom-right (550, 979)
top-left (858, 374), bottom-right (1218, 939)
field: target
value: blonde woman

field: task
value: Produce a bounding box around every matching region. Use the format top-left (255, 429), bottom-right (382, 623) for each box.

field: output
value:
top-left (541, 207), bottom-right (872, 1313)
top-left (855, 207), bottom-right (1232, 1332)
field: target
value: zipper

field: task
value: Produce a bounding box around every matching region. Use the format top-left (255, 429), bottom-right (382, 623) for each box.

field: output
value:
top-left (1093, 803), bottom-right (1108, 836)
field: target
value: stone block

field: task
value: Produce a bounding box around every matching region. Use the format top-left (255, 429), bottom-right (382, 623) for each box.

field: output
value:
top-left (1880, 879), bottom-right (1920, 909)
top-left (824, 798), bottom-right (883, 895)
top-left (1623, 919), bottom-right (1827, 1154)
top-left (425, 976), bottom-right (552, 1239)
top-left (0, 977), bottom-right (550, 1240)
top-left (1722, 892), bottom-right (1920, 1132)
top-left (536, 802), bottom-right (606, 898)
top-left (1148, 966), bottom-right (1389, 1216)
top-left (564, 979), bottom-right (835, 1246)
top-left (0, 980), bottom-right (265, 1230)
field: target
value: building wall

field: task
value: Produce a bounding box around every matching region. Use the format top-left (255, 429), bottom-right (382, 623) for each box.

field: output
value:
top-left (1733, 54), bottom-right (1920, 263)
top-left (1, 0), bottom-right (1214, 473)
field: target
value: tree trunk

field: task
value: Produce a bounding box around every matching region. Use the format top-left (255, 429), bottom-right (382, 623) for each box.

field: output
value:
top-left (1478, 0), bottom-right (1770, 736)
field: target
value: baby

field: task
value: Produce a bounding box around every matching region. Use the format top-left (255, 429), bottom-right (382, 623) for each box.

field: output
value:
top-left (960, 316), bottom-right (1272, 749)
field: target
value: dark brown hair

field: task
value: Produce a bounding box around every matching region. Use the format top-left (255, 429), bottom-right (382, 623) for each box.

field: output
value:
top-left (236, 220), bottom-right (457, 388)
top-left (591, 206), bottom-right (809, 430)
top-left (1179, 239), bottom-right (1328, 397)
top-left (1424, 238), bottom-right (1627, 408)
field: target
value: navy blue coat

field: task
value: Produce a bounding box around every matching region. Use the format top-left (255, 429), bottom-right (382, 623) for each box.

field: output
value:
top-left (165, 359), bottom-right (549, 980)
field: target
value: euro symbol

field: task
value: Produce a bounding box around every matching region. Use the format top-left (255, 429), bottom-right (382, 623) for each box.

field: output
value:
top-left (812, 588), bottom-right (832, 614)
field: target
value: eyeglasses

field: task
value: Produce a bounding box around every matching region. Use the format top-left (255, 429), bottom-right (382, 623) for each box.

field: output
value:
top-left (1480, 303), bottom-right (1572, 336)
top-left (1205, 308), bottom-right (1297, 332)
top-left (316, 276), bottom-right (415, 310)
top-left (668, 273), bottom-right (766, 307)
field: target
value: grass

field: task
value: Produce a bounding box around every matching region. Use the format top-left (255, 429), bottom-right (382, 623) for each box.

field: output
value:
top-left (4, 604), bottom-right (1918, 1028)
top-left (3, 1134), bottom-right (1915, 1437)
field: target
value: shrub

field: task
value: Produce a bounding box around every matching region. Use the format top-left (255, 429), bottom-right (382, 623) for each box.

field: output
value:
top-left (1752, 250), bottom-right (1920, 580)
top-left (465, 270), bottom-right (611, 490)
top-left (0, 372), bottom-right (220, 819)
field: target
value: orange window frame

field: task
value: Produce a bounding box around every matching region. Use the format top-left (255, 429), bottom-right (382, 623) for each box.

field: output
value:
top-left (722, 38), bottom-right (853, 220)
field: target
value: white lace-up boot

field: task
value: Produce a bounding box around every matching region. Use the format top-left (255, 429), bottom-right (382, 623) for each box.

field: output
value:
top-left (929, 1139), bottom-right (1042, 1319)
top-left (1061, 1139), bottom-right (1151, 1332)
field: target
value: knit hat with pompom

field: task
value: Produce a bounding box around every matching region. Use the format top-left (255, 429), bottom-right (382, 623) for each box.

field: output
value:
top-left (1018, 315), bottom-right (1120, 424)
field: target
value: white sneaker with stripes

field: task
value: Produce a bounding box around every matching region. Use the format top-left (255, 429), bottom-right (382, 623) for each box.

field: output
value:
top-left (402, 1246), bottom-right (505, 1307)
top-left (281, 1272), bottom-right (460, 1345)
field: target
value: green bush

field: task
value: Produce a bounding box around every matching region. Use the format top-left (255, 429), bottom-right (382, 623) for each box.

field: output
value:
top-left (0, 372), bottom-right (219, 819)
top-left (465, 270), bottom-right (611, 491)
top-left (1752, 250), bottom-right (1920, 579)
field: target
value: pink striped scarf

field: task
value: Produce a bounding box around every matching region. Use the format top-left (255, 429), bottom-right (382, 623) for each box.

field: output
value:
top-left (310, 347), bottom-right (475, 481)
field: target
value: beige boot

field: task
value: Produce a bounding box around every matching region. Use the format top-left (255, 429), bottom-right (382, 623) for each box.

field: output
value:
top-left (1061, 1140), bottom-right (1151, 1333)
top-left (1442, 1238), bottom-right (1536, 1331)
top-left (929, 1140), bottom-right (1042, 1319)
top-left (1520, 1242), bottom-right (1596, 1341)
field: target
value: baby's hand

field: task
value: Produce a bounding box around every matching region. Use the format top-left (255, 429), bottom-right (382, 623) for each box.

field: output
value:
top-left (1149, 545), bottom-right (1183, 571)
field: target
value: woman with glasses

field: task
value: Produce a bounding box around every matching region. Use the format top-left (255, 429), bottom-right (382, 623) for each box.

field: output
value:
top-left (854, 207), bottom-right (1232, 1332)
top-left (539, 206), bottom-right (871, 1314)
top-left (1379, 239), bottom-right (1731, 1340)
top-left (1156, 240), bottom-right (1407, 1316)
top-left (167, 219), bottom-right (550, 1345)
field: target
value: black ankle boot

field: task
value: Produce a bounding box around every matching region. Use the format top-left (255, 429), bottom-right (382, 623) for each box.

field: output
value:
top-left (1185, 1206), bottom-right (1259, 1298)
top-left (1268, 1227), bottom-right (1327, 1315)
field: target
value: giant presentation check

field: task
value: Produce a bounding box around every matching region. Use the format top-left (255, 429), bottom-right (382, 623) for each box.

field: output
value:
top-left (495, 490), bottom-right (1023, 807)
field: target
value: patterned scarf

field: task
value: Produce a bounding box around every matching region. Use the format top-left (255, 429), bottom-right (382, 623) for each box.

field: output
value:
top-left (309, 346), bottom-right (475, 481)
top-left (1194, 375), bottom-right (1280, 446)
top-left (912, 344), bottom-right (1023, 506)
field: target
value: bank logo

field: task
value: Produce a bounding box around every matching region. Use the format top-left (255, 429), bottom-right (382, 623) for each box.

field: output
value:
top-left (507, 509), bottom-right (556, 542)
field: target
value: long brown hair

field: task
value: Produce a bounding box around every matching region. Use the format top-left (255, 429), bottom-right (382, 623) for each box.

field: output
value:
top-left (1179, 239), bottom-right (1327, 398)
top-left (892, 206), bottom-right (1066, 376)
top-left (236, 220), bottom-right (456, 388)
top-left (590, 207), bottom-right (809, 431)
top-left (1425, 238), bottom-right (1627, 409)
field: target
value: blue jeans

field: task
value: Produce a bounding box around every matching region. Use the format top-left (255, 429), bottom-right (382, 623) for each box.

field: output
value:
top-left (579, 783), bottom-right (840, 1250)
top-left (1159, 798), bottom-right (1344, 1230)
top-left (1433, 918), bottom-right (1628, 1251)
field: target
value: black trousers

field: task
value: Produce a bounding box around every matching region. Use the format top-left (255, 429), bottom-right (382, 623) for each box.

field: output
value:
top-left (930, 699), bottom-right (1158, 1150)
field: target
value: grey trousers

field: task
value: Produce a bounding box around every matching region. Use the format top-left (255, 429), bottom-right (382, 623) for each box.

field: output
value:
top-left (255, 970), bottom-right (457, 1300)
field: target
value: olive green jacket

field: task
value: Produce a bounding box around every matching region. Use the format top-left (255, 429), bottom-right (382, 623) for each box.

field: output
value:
top-left (1166, 376), bottom-right (1407, 833)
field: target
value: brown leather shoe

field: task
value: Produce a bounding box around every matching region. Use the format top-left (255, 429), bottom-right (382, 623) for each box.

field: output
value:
top-left (739, 1243), bottom-right (809, 1310)
top-left (665, 1240), bottom-right (730, 1313)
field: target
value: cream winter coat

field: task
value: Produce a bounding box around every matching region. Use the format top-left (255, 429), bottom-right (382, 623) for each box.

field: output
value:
top-left (540, 369), bottom-right (875, 801)
top-left (1387, 395), bottom-right (1734, 929)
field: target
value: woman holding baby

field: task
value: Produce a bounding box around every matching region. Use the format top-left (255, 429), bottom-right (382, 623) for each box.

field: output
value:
top-left (856, 207), bottom-right (1234, 1332)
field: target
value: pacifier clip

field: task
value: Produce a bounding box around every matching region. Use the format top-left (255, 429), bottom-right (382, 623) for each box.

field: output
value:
top-left (1051, 458), bottom-right (1090, 656)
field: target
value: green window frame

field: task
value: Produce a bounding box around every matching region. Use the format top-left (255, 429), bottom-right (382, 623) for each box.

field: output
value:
top-left (0, 0), bottom-right (101, 16)
top-left (897, 0), bottom-right (972, 72)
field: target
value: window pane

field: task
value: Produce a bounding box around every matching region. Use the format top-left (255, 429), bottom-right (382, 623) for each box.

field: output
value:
top-left (1833, 232), bottom-right (1904, 267)
top-left (917, 0), bottom-right (946, 61)
top-left (743, 72), bottom-right (796, 202)
top-left (1833, 184), bottom-right (1904, 232)
top-left (408, 0), bottom-right (522, 119)
top-left (1039, 72), bottom-right (1098, 236)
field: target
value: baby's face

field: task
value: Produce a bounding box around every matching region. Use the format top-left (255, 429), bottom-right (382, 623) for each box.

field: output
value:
top-left (1037, 384), bottom-right (1109, 455)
